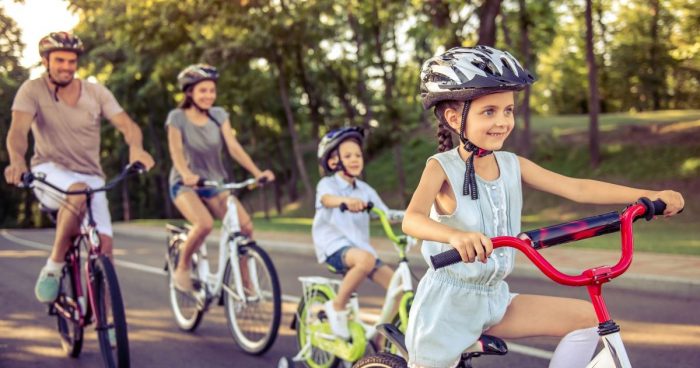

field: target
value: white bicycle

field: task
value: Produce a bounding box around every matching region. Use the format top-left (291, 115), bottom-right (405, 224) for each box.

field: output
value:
top-left (165, 177), bottom-right (281, 355)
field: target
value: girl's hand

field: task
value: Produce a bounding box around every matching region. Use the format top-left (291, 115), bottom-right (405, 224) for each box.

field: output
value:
top-left (256, 169), bottom-right (275, 183)
top-left (447, 231), bottom-right (493, 264)
top-left (182, 172), bottom-right (200, 187)
top-left (344, 198), bottom-right (367, 212)
top-left (650, 190), bottom-right (685, 216)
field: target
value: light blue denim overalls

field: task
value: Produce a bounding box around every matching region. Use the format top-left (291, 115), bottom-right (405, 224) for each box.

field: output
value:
top-left (406, 148), bottom-right (523, 368)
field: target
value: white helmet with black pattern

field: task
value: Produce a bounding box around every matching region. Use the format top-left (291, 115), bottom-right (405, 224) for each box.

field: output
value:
top-left (420, 45), bottom-right (536, 109)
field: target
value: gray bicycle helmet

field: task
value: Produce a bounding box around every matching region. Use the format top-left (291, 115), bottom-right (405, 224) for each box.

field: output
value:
top-left (177, 64), bottom-right (219, 91)
top-left (38, 32), bottom-right (84, 58)
top-left (420, 45), bottom-right (535, 109)
top-left (317, 127), bottom-right (364, 174)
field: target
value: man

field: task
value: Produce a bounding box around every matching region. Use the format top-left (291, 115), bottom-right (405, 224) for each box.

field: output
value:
top-left (3, 31), bottom-right (155, 303)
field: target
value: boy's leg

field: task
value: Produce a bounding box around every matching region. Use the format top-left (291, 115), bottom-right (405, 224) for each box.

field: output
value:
top-left (333, 248), bottom-right (377, 309)
top-left (369, 264), bottom-right (393, 289)
top-left (485, 294), bottom-right (599, 368)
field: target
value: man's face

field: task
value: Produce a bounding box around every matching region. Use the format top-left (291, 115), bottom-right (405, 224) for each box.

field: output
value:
top-left (43, 50), bottom-right (78, 85)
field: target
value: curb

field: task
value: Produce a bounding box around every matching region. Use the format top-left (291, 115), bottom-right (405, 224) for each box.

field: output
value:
top-left (113, 227), bottom-right (700, 299)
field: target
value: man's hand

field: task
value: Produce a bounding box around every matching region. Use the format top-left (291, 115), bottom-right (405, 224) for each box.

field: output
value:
top-left (129, 148), bottom-right (155, 171)
top-left (4, 162), bottom-right (28, 186)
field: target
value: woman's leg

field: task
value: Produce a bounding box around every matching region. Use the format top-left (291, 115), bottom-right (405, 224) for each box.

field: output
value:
top-left (172, 191), bottom-right (214, 291)
top-left (485, 294), bottom-right (599, 368)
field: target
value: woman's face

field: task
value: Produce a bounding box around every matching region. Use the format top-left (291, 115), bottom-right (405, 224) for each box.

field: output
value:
top-left (189, 80), bottom-right (217, 109)
top-left (337, 140), bottom-right (364, 177)
top-left (446, 91), bottom-right (515, 151)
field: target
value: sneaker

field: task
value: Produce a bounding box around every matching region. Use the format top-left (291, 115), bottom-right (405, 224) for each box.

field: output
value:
top-left (108, 327), bottom-right (117, 349)
top-left (173, 268), bottom-right (194, 292)
top-left (34, 266), bottom-right (60, 303)
top-left (324, 300), bottom-right (350, 340)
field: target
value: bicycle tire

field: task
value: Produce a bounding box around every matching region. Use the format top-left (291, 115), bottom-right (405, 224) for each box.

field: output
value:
top-left (294, 285), bottom-right (339, 368)
top-left (223, 242), bottom-right (281, 355)
top-left (55, 259), bottom-right (84, 357)
top-left (91, 255), bottom-right (130, 368)
top-left (166, 238), bottom-right (205, 331)
top-left (352, 353), bottom-right (407, 368)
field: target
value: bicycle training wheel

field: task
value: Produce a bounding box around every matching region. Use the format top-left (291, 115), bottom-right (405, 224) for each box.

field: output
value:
top-left (91, 255), bottom-right (130, 368)
top-left (55, 261), bottom-right (84, 357)
top-left (223, 242), bottom-right (281, 355)
top-left (167, 239), bottom-right (204, 331)
top-left (352, 353), bottom-right (407, 368)
top-left (294, 286), bottom-right (339, 368)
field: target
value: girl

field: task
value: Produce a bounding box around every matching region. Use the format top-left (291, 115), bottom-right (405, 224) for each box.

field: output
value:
top-left (403, 46), bottom-right (684, 368)
top-left (167, 64), bottom-right (275, 292)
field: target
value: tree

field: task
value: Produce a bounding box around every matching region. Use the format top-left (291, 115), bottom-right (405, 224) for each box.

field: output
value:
top-left (585, 0), bottom-right (601, 166)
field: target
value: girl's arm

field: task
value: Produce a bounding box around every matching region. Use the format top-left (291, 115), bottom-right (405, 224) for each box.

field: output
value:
top-left (518, 156), bottom-right (684, 215)
top-left (220, 120), bottom-right (275, 181)
top-left (167, 125), bottom-right (199, 186)
top-left (402, 159), bottom-right (492, 263)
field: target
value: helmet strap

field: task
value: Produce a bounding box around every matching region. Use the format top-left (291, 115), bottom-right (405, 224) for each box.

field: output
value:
top-left (191, 100), bottom-right (221, 127)
top-left (456, 100), bottom-right (493, 200)
top-left (335, 154), bottom-right (358, 186)
top-left (46, 59), bottom-right (72, 102)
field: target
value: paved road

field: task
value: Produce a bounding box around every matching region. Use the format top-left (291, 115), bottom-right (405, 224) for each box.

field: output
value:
top-left (1, 229), bottom-right (698, 367)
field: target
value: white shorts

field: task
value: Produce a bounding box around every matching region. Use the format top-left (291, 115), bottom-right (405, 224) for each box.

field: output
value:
top-left (31, 162), bottom-right (113, 237)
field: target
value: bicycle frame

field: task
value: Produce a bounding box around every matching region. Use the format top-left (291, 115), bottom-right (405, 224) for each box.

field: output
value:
top-left (430, 199), bottom-right (670, 368)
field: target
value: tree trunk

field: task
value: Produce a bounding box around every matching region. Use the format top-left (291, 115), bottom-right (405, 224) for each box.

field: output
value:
top-left (275, 56), bottom-right (314, 206)
top-left (649, 0), bottom-right (662, 110)
top-left (294, 44), bottom-right (324, 142)
top-left (585, 0), bottom-right (601, 167)
top-left (348, 10), bottom-right (375, 135)
top-left (148, 110), bottom-right (172, 218)
top-left (518, 0), bottom-right (532, 157)
top-left (477, 0), bottom-right (503, 46)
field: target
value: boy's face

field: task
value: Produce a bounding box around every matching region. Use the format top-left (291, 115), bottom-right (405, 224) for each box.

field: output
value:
top-left (337, 140), bottom-right (363, 177)
top-left (465, 91), bottom-right (515, 150)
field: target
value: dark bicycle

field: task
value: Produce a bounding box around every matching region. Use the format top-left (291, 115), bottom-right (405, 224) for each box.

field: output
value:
top-left (20, 162), bottom-right (145, 368)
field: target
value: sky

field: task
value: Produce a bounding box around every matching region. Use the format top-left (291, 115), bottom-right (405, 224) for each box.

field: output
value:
top-left (2, 0), bottom-right (79, 76)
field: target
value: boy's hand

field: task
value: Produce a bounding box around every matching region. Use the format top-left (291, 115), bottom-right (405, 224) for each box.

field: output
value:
top-left (447, 231), bottom-right (493, 264)
top-left (651, 190), bottom-right (684, 216)
top-left (344, 198), bottom-right (367, 212)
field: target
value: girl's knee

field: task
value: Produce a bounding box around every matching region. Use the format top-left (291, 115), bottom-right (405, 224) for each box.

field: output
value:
top-left (241, 220), bottom-right (254, 237)
top-left (193, 219), bottom-right (214, 236)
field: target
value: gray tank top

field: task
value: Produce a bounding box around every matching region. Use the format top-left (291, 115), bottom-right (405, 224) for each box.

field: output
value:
top-left (166, 107), bottom-right (229, 186)
top-left (421, 148), bottom-right (523, 286)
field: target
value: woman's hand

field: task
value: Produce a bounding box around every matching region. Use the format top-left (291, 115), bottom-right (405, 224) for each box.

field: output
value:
top-left (650, 190), bottom-right (685, 216)
top-left (256, 169), bottom-right (275, 183)
top-left (182, 172), bottom-right (200, 187)
top-left (447, 231), bottom-right (493, 264)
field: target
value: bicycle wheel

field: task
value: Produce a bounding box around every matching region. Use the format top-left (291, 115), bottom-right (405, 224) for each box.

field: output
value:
top-left (166, 238), bottom-right (204, 331)
top-left (55, 261), bottom-right (84, 357)
top-left (223, 242), bottom-right (281, 355)
top-left (352, 353), bottom-right (407, 368)
top-left (91, 255), bottom-right (130, 368)
top-left (294, 286), bottom-right (339, 368)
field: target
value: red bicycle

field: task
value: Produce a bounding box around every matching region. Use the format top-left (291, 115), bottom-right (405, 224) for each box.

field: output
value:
top-left (354, 198), bottom-right (674, 368)
top-left (20, 162), bottom-right (144, 368)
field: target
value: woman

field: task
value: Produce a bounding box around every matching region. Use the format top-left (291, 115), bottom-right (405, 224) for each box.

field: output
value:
top-left (167, 64), bottom-right (275, 291)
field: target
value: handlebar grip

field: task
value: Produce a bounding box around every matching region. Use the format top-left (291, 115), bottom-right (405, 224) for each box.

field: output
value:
top-left (339, 201), bottom-right (374, 213)
top-left (640, 197), bottom-right (671, 221)
top-left (196, 178), bottom-right (207, 187)
top-left (127, 161), bottom-right (146, 173)
top-left (20, 172), bottom-right (35, 187)
top-left (258, 177), bottom-right (269, 185)
top-left (430, 248), bottom-right (463, 270)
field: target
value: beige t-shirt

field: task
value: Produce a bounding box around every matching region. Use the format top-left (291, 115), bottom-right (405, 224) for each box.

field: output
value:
top-left (11, 74), bottom-right (123, 177)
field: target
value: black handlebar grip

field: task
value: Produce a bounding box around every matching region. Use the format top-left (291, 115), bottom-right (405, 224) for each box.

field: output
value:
top-left (430, 248), bottom-right (463, 270)
top-left (20, 172), bottom-right (34, 187)
top-left (196, 178), bottom-right (207, 187)
top-left (258, 177), bottom-right (269, 185)
top-left (339, 201), bottom-right (374, 213)
top-left (651, 199), bottom-right (667, 216)
top-left (128, 161), bottom-right (146, 173)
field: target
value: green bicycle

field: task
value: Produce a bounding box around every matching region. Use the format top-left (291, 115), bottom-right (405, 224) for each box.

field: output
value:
top-left (279, 204), bottom-right (417, 368)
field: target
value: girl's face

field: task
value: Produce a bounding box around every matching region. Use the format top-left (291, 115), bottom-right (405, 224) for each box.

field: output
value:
top-left (447, 91), bottom-right (515, 151)
top-left (337, 140), bottom-right (363, 177)
top-left (189, 80), bottom-right (217, 109)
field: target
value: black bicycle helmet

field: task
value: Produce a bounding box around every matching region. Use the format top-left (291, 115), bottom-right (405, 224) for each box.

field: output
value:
top-left (420, 45), bottom-right (536, 109)
top-left (317, 127), bottom-right (364, 174)
top-left (177, 64), bottom-right (219, 92)
top-left (38, 32), bottom-right (84, 58)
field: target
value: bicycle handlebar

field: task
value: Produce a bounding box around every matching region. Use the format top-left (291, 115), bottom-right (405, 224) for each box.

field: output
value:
top-left (20, 161), bottom-right (146, 195)
top-left (430, 198), bottom-right (674, 287)
top-left (177, 176), bottom-right (268, 190)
